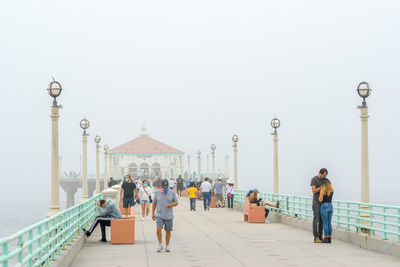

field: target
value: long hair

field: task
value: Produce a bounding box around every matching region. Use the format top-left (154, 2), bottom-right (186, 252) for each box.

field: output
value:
top-left (320, 179), bottom-right (334, 196)
top-left (249, 192), bottom-right (258, 203)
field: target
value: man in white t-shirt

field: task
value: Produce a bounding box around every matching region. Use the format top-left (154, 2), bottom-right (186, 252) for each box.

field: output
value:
top-left (199, 177), bottom-right (213, 210)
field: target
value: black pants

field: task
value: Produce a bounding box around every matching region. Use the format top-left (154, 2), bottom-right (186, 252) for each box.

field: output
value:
top-left (88, 216), bottom-right (112, 241)
top-left (312, 201), bottom-right (323, 238)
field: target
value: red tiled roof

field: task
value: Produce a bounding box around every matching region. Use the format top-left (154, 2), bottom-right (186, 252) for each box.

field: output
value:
top-left (110, 136), bottom-right (184, 154)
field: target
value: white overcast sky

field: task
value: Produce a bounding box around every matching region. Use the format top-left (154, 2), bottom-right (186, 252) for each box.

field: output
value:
top-left (1, 0), bottom-right (399, 205)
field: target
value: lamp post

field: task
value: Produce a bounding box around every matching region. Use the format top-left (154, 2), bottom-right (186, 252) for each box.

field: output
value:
top-left (197, 150), bottom-right (201, 180)
top-left (232, 135), bottom-right (239, 189)
top-left (111, 154), bottom-right (116, 179)
top-left (179, 155), bottom-right (183, 176)
top-left (47, 79), bottom-right (62, 217)
top-left (187, 154), bottom-right (191, 179)
top-left (210, 144), bottom-right (216, 181)
top-left (80, 118), bottom-right (90, 202)
top-left (104, 145), bottom-right (109, 189)
top-left (206, 154), bottom-right (209, 178)
top-left (271, 117), bottom-right (280, 194)
top-left (94, 135), bottom-right (101, 194)
top-left (357, 81), bottom-right (372, 203)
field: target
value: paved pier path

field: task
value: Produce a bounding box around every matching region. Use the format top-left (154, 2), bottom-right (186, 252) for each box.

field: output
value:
top-left (71, 198), bottom-right (400, 267)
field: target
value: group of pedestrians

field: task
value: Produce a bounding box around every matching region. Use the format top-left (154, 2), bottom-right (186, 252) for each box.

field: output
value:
top-left (83, 167), bottom-right (334, 251)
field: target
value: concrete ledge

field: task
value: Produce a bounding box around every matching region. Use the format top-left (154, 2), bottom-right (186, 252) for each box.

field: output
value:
top-left (50, 233), bottom-right (86, 267)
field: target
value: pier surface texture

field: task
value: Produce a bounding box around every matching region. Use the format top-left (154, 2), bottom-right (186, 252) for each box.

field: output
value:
top-left (71, 198), bottom-right (400, 267)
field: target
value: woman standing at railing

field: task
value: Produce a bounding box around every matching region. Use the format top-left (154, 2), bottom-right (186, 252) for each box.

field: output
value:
top-left (226, 179), bottom-right (235, 210)
top-left (318, 179), bottom-right (334, 243)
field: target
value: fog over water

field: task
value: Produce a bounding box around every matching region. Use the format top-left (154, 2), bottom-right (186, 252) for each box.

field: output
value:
top-left (1, 0), bottom-right (400, 236)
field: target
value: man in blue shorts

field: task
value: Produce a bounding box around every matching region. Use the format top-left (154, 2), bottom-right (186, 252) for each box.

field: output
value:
top-left (152, 179), bottom-right (178, 252)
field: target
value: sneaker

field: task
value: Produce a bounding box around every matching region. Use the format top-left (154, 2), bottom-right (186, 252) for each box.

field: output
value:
top-left (165, 245), bottom-right (171, 252)
top-left (157, 244), bottom-right (164, 252)
top-left (142, 217), bottom-right (145, 221)
top-left (99, 239), bottom-right (107, 243)
top-left (276, 201), bottom-right (280, 209)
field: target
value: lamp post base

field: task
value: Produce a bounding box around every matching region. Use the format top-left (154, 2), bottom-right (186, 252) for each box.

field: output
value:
top-left (47, 206), bottom-right (61, 217)
top-left (81, 197), bottom-right (89, 203)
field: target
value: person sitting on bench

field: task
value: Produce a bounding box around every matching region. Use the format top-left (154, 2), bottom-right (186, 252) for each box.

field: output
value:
top-left (248, 189), bottom-right (280, 219)
top-left (82, 199), bottom-right (121, 242)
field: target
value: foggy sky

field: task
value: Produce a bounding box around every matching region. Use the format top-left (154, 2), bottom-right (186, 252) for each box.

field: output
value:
top-left (1, 0), bottom-right (400, 206)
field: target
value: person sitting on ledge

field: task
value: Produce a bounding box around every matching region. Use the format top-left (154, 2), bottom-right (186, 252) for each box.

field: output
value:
top-left (248, 189), bottom-right (280, 222)
top-left (82, 199), bottom-right (121, 242)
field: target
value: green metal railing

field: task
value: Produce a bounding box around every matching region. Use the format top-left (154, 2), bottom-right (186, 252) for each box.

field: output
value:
top-left (0, 194), bottom-right (102, 267)
top-left (232, 190), bottom-right (400, 242)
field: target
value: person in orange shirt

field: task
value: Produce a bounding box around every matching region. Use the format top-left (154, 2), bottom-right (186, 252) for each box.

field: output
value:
top-left (187, 182), bottom-right (198, 211)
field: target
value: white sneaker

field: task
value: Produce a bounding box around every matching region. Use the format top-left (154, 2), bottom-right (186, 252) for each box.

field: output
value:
top-left (165, 245), bottom-right (170, 252)
top-left (142, 217), bottom-right (145, 221)
top-left (157, 244), bottom-right (164, 252)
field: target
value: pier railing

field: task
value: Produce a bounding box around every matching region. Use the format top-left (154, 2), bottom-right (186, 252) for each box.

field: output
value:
top-left (233, 189), bottom-right (400, 242)
top-left (0, 194), bottom-right (102, 267)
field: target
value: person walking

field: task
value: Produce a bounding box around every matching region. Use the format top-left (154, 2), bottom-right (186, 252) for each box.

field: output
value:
top-left (226, 179), bottom-right (234, 210)
top-left (311, 168), bottom-right (329, 243)
top-left (82, 199), bottom-right (121, 242)
top-left (213, 177), bottom-right (225, 208)
top-left (188, 182), bottom-right (198, 211)
top-left (319, 179), bottom-right (334, 243)
top-left (139, 180), bottom-right (153, 220)
top-left (152, 179), bottom-right (178, 252)
top-left (199, 177), bottom-right (213, 210)
top-left (120, 175), bottom-right (138, 217)
top-left (176, 175), bottom-right (184, 197)
top-left (108, 177), bottom-right (117, 187)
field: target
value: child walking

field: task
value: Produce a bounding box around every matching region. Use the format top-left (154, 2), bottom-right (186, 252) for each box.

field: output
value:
top-left (188, 182), bottom-right (198, 211)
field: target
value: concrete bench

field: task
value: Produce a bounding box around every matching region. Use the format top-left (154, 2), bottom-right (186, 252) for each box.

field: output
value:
top-left (111, 206), bottom-right (135, 244)
top-left (243, 198), bottom-right (265, 223)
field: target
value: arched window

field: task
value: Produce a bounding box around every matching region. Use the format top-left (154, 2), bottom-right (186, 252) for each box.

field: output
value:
top-left (139, 162), bottom-right (149, 178)
top-left (128, 163), bottom-right (137, 178)
top-left (151, 163), bottom-right (161, 178)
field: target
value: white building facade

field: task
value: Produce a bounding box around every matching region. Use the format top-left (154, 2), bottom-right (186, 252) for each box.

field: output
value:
top-left (110, 127), bottom-right (184, 181)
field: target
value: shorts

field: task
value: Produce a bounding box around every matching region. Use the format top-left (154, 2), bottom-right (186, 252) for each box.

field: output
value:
top-left (123, 198), bottom-right (135, 208)
top-left (215, 194), bottom-right (224, 202)
top-left (140, 200), bottom-right (150, 204)
top-left (156, 217), bottom-right (173, 231)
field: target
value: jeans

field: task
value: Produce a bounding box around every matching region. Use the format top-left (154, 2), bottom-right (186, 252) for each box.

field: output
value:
top-left (202, 192), bottom-right (211, 210)
top-left (320, 202), bottom-right (333, 237)
top-left (312, 201), bottom-right (323, 238)
top-left (227, 194), bottom-right (234, 209)
top-left (190, 198), bottom-right (196, 210)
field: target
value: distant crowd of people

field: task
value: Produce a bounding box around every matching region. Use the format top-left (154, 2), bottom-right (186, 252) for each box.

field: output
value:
top-left (82, 167), bottom-right (334, 251)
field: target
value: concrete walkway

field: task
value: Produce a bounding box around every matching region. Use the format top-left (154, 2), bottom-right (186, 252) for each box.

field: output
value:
top-left (71, 198), bottom-right (400, 267)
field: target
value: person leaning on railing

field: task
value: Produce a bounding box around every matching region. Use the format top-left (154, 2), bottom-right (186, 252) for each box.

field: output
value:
top-left (248, 189), bottom-right (280, 221)
top-left (318, 179), bottom-right (334, 244)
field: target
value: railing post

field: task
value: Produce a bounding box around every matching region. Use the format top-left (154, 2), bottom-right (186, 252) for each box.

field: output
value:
top-left (2, 242), bottom-right (8, 267)
top-left (383, 207), bottom-right (387, 239)
top-left (347, 202), bottom-right (350, 230)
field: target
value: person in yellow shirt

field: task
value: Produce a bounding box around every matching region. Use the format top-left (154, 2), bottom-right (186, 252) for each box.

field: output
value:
top-left (187, 182), bottom-right (198, 211)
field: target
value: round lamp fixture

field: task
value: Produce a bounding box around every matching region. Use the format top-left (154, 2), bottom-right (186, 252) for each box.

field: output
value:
top-left (357, 81), bottom-right (372, 107)
top-left (104, 144), bottom-right (109, 151)
top-left (80, 118), bottom-right (90, 134)
top-left (232, 134), bottom-right (239, 143)
top-left (94, 135), bottom-right (101, 144)
top-left (47, 79), bottom-right (62, 105)
top-left (210, 144), bottom-right (216, 151)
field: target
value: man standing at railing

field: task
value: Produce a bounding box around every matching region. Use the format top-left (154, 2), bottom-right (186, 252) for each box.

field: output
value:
top-left (311, 168), bottom-right (329, 243)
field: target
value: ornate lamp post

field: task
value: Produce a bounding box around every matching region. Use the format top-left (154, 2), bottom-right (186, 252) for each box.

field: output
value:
top-left (103, 144), bottom-right (109, 189)
top-left (47, 79), bottom-right (62, 217)
top-left (187, 154), bottom-right (191, 179)
top-left (94, 135), bottom-right (101, 194)
top-left (271, 117), bottom-right (280, 194)
top-left (80, 118), bottom-right (90, 202)
top-left (232, 135), bottom-right (239, 189)
top-left (210, 144), bottom-right (216, 181)
top-left (206, 154), bottom-right (209, 178)
top-left (357, 81), bottom-right (372, 203)
top-left (197, 150), bottom-right (201, 180)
